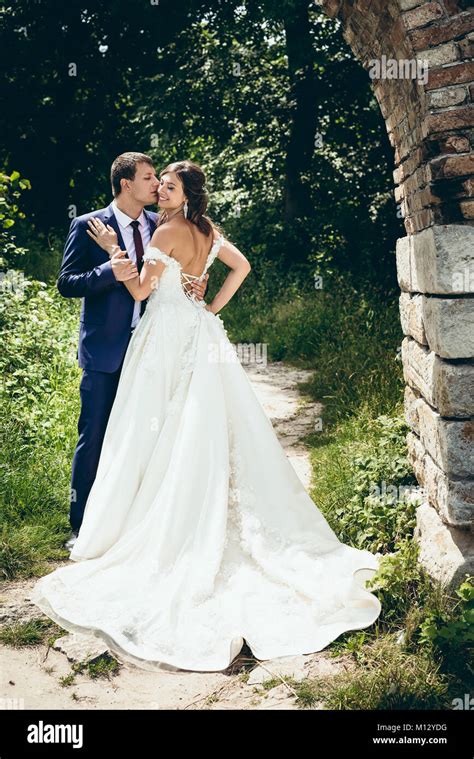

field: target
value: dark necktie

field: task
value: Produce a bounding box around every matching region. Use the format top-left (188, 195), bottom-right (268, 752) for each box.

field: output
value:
top-left (130, 219), bottom-right (146, 316)
top-left (130, 220), bottom-right (144, 273)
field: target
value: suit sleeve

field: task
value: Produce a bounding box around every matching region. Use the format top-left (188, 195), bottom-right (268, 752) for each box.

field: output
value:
top-left (57, 217), bottom-right (118, 298)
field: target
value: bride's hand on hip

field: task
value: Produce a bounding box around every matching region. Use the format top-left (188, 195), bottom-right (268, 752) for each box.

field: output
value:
top-left (86, 218), bottom-right (119, 255)
top-left (189, 273), bottom-right (209, 301)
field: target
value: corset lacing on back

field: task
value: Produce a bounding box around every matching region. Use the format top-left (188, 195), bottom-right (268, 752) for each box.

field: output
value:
top-left (180, 271), bottom-right (204, 302)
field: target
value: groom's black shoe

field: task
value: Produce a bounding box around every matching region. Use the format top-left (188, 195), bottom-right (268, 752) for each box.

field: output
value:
top-left (64, 529), bottom-right (79, 551)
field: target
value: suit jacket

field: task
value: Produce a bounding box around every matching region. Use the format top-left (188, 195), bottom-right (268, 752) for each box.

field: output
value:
top-left (57, 202), bottom-right (158, 373)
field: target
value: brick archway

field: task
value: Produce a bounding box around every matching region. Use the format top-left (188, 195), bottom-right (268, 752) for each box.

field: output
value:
top-left (315, 0), bottom-right (473, 586)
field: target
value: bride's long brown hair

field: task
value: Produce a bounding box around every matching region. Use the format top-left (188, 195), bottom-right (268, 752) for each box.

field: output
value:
top-left (157, 160), bottom-right (218, 237)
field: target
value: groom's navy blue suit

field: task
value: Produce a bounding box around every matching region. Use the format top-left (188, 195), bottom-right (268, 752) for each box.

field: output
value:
top-left (58, 203), bottom-right (158, 531)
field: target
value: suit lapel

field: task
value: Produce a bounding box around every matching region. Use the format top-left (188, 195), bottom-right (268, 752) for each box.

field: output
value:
top-left (103, 203), bottom-right (127, 256)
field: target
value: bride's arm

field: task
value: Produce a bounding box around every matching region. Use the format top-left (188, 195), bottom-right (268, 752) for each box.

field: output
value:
top-left (108, 248), bottom-right (166, 301)
top-left (114, 226), bottom-right (176, 301)
top-left (86, 218), bottom-right (170, 302)
top-left (206, 238), bottom-right (251, 314)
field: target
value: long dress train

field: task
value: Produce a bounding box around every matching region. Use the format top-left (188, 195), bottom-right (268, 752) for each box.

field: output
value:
top-left (30, 235), bottom-right (382, 672)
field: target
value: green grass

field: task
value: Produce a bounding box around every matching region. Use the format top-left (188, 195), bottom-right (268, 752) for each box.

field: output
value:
top-left (59, 673), bottom-right (76, 688)
top-left (81, 654), bottom-right (121, 679)
top-left (294, 635), bottom-right (450, 710)
top-left (0, 523), bottom-right (69, 580)
top-left (59, 654), bottom-right (122, 686)
top-left (0, 618), bottom-right (63, 647)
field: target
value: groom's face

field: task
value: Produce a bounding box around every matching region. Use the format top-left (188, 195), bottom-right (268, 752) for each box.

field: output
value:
top-left (125, 162), bottom-right (160, 206)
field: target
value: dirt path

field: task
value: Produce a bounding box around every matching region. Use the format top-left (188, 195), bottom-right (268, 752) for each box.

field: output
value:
top-left (1, 361), bottom-right (352, 711)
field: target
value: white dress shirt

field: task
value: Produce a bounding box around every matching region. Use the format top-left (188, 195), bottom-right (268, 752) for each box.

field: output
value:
top-left (111, 199), bottom-right (152, 329)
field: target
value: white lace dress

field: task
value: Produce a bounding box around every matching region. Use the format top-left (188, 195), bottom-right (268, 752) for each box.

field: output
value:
top-left (30, 234), bottom-right (382, 673)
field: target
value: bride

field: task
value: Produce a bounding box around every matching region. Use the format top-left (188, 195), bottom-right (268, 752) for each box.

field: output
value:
top-left (31, 160), bottom-right (382, 673)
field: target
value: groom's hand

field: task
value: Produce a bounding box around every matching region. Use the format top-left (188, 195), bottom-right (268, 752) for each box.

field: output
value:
top-left (190, 273), bottom-right (209, 301)
top-left (110, 249), bottom-right (138, 282)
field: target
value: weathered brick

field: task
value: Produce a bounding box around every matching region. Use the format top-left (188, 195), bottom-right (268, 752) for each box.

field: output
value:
top-left (395, 183), bottom-right (405, 203)
top-left (459, 34), bottom-right (474, 60)
top-left (426, 60), bottom-right (474, 91)
top-left (423, 106), bottom-right (474, 135)
top-left (403, 2), bottom-right (446, 31)
top-left (460, 199), bottom-right (474, 218)
top-left (399, 0), bottom-right (425, 10)
top-left (399, 292), bottom-right (428, 342)
top-left (403, 337), bottom-right (474, 417)
top-left (445, 134), bottom-right (471, 153)
top-left (409, 187), bottom-right (426, 213)
top-left (430, 153), bottom-right (474, 180)
top-left (408, 12), bottom-right (474, 49)
top-left (396, 225), bottom-right (474, 294)
top-left (399, 167), bottom-right (425, 199)
top-left (415, 503), bottom-right (474, 588)
top-left (428, 85), bottom-right (468, 109)
top-left (424, 297), bottom-right (474, 358)
top-left (462, 177), bottom-right (474, 194)
top-left (397, 148), bottom-right (424, 182)
top-left (420, 41), bottom-right (459, 67)
top-left (405, 208), bottom-right (435, 234)
top-left (407, 431), bottom-right (474, 531)
top-left (404, 392), bottom-right (474, 476)
top-left (422, 133), bottom-right (471, 159)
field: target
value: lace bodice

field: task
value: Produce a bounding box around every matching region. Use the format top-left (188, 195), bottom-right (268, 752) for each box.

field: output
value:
top-left (142, 234), bottom-right (224, 308)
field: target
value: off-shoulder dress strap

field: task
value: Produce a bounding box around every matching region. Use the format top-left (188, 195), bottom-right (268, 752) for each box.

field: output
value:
top-left (203, 234), bottom-right (224, 275)
top-left (142, 246), bottom-right (175, 266)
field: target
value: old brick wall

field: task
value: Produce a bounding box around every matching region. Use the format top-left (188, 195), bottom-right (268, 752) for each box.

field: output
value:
top-left (316, 0), bottom-right (473, 585)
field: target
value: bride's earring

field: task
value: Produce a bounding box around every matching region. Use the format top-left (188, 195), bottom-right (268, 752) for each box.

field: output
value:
top-left (183, 200), bottom-right (189, 218)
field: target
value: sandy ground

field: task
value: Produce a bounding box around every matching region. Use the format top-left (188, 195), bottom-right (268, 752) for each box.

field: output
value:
top-left (1, 360), bottom-right (352, 711)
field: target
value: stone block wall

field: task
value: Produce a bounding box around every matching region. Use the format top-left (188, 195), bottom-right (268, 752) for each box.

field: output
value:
top-left (316, 0), bottom-right (473, 586)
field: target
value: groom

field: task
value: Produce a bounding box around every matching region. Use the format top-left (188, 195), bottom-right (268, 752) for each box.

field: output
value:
top-left (58, 152), bottom-right (209, 550)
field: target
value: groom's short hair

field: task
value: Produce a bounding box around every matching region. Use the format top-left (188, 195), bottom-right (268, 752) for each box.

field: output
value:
top-left (111, 152), bottom-right (155, 197)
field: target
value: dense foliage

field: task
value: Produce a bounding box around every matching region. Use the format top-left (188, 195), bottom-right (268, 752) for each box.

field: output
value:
top-left (1, 0), bottom-right (403, 291)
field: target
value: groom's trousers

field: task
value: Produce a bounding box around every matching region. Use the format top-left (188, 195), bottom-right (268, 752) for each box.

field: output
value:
top-left (69, 329), bottom-right (134, 531)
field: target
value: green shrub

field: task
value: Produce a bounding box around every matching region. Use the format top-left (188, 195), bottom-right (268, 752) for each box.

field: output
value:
top-left (418, 577), bottom-right (474, 684)
top-left (0, 170), bottom-right (31, 270)
top-left (309, 409), bottom-right (417, 554)
top-left (366, 538), bottom-right (427, 628)
top-left (0, 278), bottom-right (80, 576)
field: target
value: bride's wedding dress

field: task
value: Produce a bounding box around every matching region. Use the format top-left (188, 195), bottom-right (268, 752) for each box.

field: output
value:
top-left (31, 235), bottom-right (382, 673)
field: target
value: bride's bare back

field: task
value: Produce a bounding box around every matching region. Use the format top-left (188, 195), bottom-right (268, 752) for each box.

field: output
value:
top-left (154, 218), bottom-right (218, 296)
